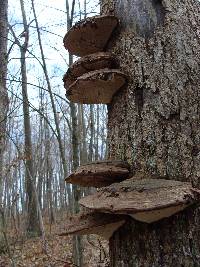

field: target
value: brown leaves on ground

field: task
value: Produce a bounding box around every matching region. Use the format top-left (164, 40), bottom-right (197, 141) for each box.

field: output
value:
top-left (1, 213), bottom-right (109, 267)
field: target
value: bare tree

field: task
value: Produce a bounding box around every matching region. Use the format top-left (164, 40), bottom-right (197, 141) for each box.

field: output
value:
top-left (31, 0), bottom-right (73, 211)
top-left (0, 0), bottom-right (9, 193)
top-left (9, 0), bottom-right (42, 236)
top-left (66, 0), bottom-right (83, 265)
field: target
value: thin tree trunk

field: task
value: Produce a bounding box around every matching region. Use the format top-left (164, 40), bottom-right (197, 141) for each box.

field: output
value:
top-left (31, 0), bottom-right (72, 210)
top-left (45, 120), bottom-right (55, 224)
top-left (81, 105), bottom-right (87, 163)
top-left (66, 0), bottom-right (83, 265)
top-left (95, 105), bottom-right (99, 160)
top-left (101, 0), bottom-right (200, 266)
top-left (70, 99), bottom-right (82, 267)
top-left (37, 87), bottom-right (45, 209)
top-left (19, 0), bottom-right (41, 236)
top-left (0, 0), bottom-right (8, 198)
top-left (88, 105), bottom-right (95, 162)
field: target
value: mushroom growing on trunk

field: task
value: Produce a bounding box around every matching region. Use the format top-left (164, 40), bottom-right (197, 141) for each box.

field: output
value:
top-left (79, 178), bottom-right (200, 223)
top-left (59, 211), bottom-right (127, 239)
top-left (63, 52), bottom-right (117, 87)
top-left (63, 15), bottom-right (119, 57)
top-left (65, 160), bottom-right (130, 187)
top-left (66, 69), bottom-right (127, 104)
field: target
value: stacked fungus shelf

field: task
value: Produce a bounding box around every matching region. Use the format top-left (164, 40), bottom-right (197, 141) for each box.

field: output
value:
top-left (65, 160), bottom-right (130, 188)
top-left (63, 15), bottom-right (127, 104)
top-left (61, 176), bottom-right (200, 239)
top-left (60, 211), bottom-right (127, 240)
top-left (61, 14), bottom-right (200, 241)
top-left (79, 178), bottom-right (200, 223)
top-left (63, 52), bottom-right (117, 87)
top-left (63, 15), bottom-right (119, 57)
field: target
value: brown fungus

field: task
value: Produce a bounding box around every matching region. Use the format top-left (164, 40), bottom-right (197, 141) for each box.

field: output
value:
top-left (65, 69), bottom-right (127, 104)
top-left (59, 211), bottom-right (127, 239)
top-left (63, 15), bottom-right (119, 57)
top-left (63, 52), bottom-right (117, 87)
top-left (79, 178), bottom-right (200, 223)
top-left (65, 160), bottom-right (130, 188)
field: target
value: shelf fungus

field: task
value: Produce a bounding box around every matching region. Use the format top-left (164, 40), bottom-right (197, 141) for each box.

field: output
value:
top-left (65, 160), bottom-right (130, 187)
top-left (63, 52), bottom-right (117, 87)
top-left (63, 15), bottom-right (119, 57)
top-left (65, 69), bottom-right (127, 104)
top-left (59, 211), bottom-right (127, 239)
top-left (79, 178), bottom-right (200, 223)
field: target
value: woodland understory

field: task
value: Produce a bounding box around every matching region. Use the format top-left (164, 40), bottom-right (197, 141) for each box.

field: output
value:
top-left (1, 0), bottom-right (108, 266)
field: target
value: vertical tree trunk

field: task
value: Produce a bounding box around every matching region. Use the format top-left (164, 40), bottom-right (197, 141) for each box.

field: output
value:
top-left (66, 0), bottom-right (82, 265)
top-left (31, 0), bottom-right (69, 187)
top-left (45, 129), bottom-right (55, 224)
top-left (37, 87), bottom-right (45, 210)
top-left (18, 0), bottom-right (42, 236)
top-left (78, 104), bottom-right (87, 164)
top-left (95, 105), bottom-right (100, 160)
top-left (0, 0), bottom-right (8, 194)
top-left (88, 105), bottom-right (95, 162)
top-left (101, 0), bottom-right (200, 266)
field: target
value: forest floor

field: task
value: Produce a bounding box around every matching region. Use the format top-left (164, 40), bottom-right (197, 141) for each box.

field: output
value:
top-left (0, 212), bottom-right (109, 267)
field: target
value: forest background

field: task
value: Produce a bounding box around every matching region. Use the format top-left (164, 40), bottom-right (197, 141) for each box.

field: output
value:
top-left (1, 0), bottom-right (107, 266)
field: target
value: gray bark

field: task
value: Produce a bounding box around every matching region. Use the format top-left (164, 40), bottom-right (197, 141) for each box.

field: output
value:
top-left (101, 0), bottom-right (200, 266)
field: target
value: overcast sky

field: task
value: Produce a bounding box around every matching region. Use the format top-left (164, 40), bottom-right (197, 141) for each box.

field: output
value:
top-left (8, 0), bottom-right (99, 107)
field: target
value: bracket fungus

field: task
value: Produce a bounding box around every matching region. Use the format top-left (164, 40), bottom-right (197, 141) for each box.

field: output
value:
top-left (59, 211), bottom-right (126, 239)
top-left (63, 15), bottom-right (119, 57)
top-left (63, 52), bottom-right (117, 87)
top-left (65, 69), bottom-right (127, 104)
top-left (65, 160), bottom-right (130, 187)
top-left (79, 178), bottom-right (200, 223)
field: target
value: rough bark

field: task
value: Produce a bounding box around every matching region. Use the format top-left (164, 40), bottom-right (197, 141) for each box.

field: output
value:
top-left (100, 0), bottom-right (200, 266)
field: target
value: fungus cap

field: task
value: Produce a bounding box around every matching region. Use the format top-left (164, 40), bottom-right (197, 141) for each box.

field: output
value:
top-left (79, 178), bottom-right (200, 223)
top-left (63, 52), bottom-right (117, 87)
top-left (65, 160), bottom-right (130, 187)
top-left (63, 15), bottom-right (119, 57)
top-left (59, 211), bottom-right (126, 239)
top-left (66, 68), bottom-right (127, 104)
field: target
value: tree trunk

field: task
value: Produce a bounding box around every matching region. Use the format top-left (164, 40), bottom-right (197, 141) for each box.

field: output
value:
top-left (0, 0), bottom-right (8, 238)
top-left (66, 0), bottom-right (83, 264)
top-left (0, 0), bottom-right (8, 193)
top-left (101, 0), bottom-right (200, 266)
top-left (95, 105), bottom-right (100, 160)
top-left (78, 104), bottom-right (87, 164)
top-left (19, 0), bottom-right (41, 236)
top-left (31, 0), bottom-right (71, 206)
top-left (88, 104), bottom-right (95, 162)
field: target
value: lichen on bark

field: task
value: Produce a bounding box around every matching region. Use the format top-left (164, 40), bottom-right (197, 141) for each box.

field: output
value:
top-left (100, 0), bottom-right (200, 266)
